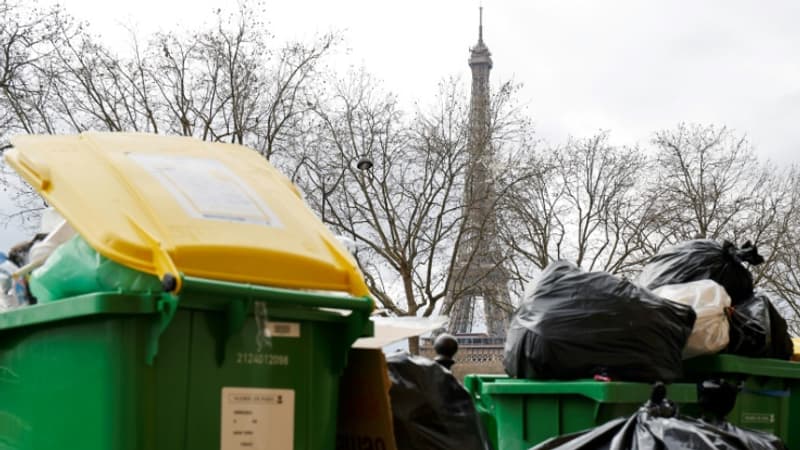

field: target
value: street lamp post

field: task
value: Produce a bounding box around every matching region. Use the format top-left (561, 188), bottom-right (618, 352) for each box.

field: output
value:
top-left (351, 156), bottom-right (374, 257)
top-left (319, 157), bottom-right (373, 253)
top-left (320, 169), bottom-right (339, 224)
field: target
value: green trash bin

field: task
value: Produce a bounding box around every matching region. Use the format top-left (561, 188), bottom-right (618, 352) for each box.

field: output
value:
top-left (0, 276), bottom-right (372, 450)
top-left (683, 354), bottom-right (800, 448)
top-left (463, 374), bottom-right (502, 450)
top-left (463, 375), bottom-right (699, 450)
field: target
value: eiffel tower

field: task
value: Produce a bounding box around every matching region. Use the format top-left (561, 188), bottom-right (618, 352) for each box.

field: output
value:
top-left (446, 7), bottom-right (513, 338)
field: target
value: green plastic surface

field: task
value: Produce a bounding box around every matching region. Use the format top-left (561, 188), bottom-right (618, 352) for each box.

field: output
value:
top-left (685, 354), bottom-right (800, 379)
top-left (463, 375), bottom-right (501, 450)
top-left (29, 235), bottom-right (163, 302)
top-left (464, 375), bottom-right (700, 450)
top-left (0, 280), bottom-right (373, 450)
top-left (683, 354), bottom-right (800, 448)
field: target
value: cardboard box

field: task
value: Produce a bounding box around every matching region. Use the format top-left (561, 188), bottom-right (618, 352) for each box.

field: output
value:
top-left (336, 348), bottom-right (397, 450)
top-left (336, 317), bottom-right (447, 450)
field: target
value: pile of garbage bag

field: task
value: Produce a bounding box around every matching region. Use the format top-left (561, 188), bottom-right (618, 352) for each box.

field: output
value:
top-left (726, 293), bottom-right (794, 360)
top-left (640, 240), bottom-right (792, 360)
top-left (386, 351), bottom-right (493, 450)
top-left (636, 240), bottom-right (764, 304)
top-left (531, 383), bottom-right (786, 450)
top-left (505, 239), bottom-right (794, 383)
top-left (503, 261), bottom-right (696, 382)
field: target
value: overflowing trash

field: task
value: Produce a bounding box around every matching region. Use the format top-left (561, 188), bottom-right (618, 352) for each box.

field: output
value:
top-left (29, 235), bottom-right (162, 302)
top-left (1, 245), bottom-right (35, 310)
top-left (0, 252), bottom-right (19, 311)
top-left (726, 293), bottom-right (794, 360)
top-left (386, 351), bottom-right (493, 450)
top-left (0, 208), bottom-right (77, 309)
top-left (637, 240), bottom-right (764, 305)
top-left (503, 261), bottom-right (696, 382)
top-left (530, 383), bottom-right (787, 450)
top-left (636, 239), bottom-right (793, 361)
top-left (503, 238), bottom-right (795, 379)
top-left (495, 238), bottom-right (797, 449)
top-left (652, 280), bottom-right (731, 358)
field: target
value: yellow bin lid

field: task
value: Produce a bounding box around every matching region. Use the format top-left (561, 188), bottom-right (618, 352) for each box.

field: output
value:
top-left (6, 132), bottom-right (370, 296)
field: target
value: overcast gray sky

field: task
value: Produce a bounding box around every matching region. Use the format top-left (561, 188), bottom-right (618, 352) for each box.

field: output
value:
top-left (2, 0), bottom-right (799, 249)
top-left (61, 0), bottom-right (798, 161)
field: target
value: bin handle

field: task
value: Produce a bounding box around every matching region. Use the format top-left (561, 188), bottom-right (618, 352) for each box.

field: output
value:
top-left (14, 151), bottom-right (51, 190)
top-left (127, 217), bottom-right (183, 294)
top-left (146, 293), bottom-right (179, 365)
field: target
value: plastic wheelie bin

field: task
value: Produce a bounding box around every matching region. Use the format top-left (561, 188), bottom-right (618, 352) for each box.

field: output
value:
top-left (683, 354), bottom-right (800, 448)
top-left (464, 375), bottom-right (700, 450)
top-left (1, 132), bottom-right (374, 450)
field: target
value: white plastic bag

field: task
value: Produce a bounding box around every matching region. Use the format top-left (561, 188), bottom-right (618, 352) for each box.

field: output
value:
top-left (653, 280), bottom-right (731, 359)
top-left (0, 256), bottom-right (19, 311)
top-left (28, 219), bottom-right (76, 264)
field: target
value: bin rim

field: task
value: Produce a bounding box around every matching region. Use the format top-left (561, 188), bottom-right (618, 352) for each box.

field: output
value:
top-left (479, 378), bottom-right (698, 403)
top-left (684, 354), bottom-right (800, 379)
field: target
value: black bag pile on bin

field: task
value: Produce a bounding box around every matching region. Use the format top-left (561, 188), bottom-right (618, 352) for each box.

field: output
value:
top-left (503, 261), bottom-right (696, 382)
top-left (726, 292), bottom-right (794, 360)
top-left (636, 239), bottom-right (764, 305)
top-left (385, 351), bottom-right (493, 450)
top-left (531, 383), bottom-right (786, 450)
top-left (637, 239), bottom-right (794, 360)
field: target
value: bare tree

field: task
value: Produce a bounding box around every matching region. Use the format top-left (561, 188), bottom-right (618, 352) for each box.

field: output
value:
top-left (0, 1), bottom-right (338, 227)
top-left (649, 123), bottom-right (767, 242)
top-left (0, 0), bottom-right (71, 228)
top-left (309, 73), bottom-right (469, 348)
top-left (647, 123), bottom-right (800, 327)
top-left (744, 167), bottom-right (800, 332)
top-left (558, 134), bottom-right (650, 272)
top-left (498, 150), bottom-right (565, 273)
top-left (0, 0), bottom-right (73, 138)
top-left (501, 132), bottom-right (654, 282)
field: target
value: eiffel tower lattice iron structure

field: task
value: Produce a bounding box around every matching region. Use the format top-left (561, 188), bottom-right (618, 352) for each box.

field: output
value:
top-left (446, 7), bottom-right (513, 338)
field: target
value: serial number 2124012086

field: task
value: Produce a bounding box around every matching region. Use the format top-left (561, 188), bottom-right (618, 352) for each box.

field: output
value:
top-left (236, 352), bottom-right (290, 366)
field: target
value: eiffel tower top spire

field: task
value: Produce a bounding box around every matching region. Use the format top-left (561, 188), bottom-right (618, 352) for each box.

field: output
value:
top-left (470, 6), bottom-right (492, 68)
top-left (479, 6), bottom-right (484, 44)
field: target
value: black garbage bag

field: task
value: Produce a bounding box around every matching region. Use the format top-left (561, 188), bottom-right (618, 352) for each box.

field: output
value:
top-left (504, 261), bottom-right (696, 382)
top-left (385, 351), bottom-right (493, 450)
top-left (763, 295), bottom-right (795, 359)
top-left (709, 420), bottom-right (787, 450)
top-left (726, 295), bottom-right (771, 357)
top-left (637, 240), bottom-right (764, 305)
top-left (697, 378), bottom-right (741, 420)
top-left (726, 293), bottom-right (794, 360)
top-left (531, 384), bottom-right (786, 450)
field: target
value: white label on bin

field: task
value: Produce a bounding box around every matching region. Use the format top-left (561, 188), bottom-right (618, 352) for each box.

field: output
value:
top-left (742, 412), bottom-right (775, 424)
top-left (220, 387), bottom-right (294, 450)
top-left (265, 322), bottom-right (300, 338)
top-left (128, 153), bottom-right (282, 227)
